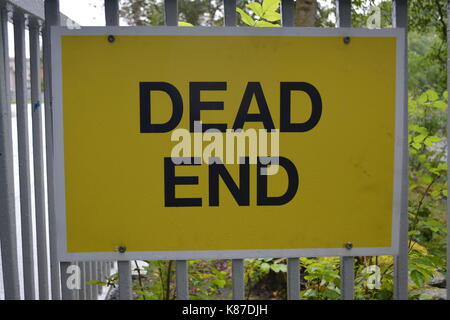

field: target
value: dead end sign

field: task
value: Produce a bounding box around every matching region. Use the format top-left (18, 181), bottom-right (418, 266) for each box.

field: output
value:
top-left (51, 27), bottom-right (405, 261)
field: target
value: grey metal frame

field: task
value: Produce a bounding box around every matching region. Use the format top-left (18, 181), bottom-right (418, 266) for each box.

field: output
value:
top-left (50, 26), bottom-right (405, 264)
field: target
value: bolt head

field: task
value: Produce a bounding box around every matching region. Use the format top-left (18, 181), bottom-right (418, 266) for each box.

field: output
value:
top-left (117, 245), bottom-right (126, 253)
top-left (107, 35), bottom-right (115, 43)
top-left (343, 36), bottom-right (351, 44)
top-left (344, 242), bottom-right (353, 250)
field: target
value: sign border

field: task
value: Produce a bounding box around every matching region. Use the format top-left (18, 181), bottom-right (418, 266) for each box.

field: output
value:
top-left (51, 26), bottom-right (405, 262)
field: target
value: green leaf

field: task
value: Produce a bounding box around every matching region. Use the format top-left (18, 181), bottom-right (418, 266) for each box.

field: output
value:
top-left (260, 262), bottom-right (271, 272)
top-left (411, 142), bottom-right (421, 150)
top-left (262, 0), bottom-right (280, 12)
top-left (426, 89), bottom-right (439, 102)
top-left (262, 11), bottom-right (281, 22)
top-left (87, 280), bottom-right (107, 286)
top-left (433, 101), bottom-right (447, 110)
top-left (443, 90), bottom-right (448, 100)
top-left (271, 264), bottom-right (281, 272)
top-left (255, 20), bottom-right (280, 27)
top-left (236, 8), bottom-right (255, 26)
top-left (178, 21), bottom-right (193, 26)
top-left (246, 2), bottom-right (263, 16)
top-left (410, 270), bottom-right (424, 287)
top-left (417, 92), bottom-right (428, 104)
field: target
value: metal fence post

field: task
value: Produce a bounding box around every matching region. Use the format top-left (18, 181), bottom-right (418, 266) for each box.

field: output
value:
top-left (105, 0), bottom-right (119, 26)
top-left (44, 0), bottom-right (62, 300)
top-left (118, 261), bottom-right (132, 300)
top-left (29, 16), bottom-right (50, 301)
top-left (224, 0), bottom-right (236, 26)
top-left (336, 0), bottom-right (352, 28)
top-left (0, 3), bottom-right (20, 301)
top-left (60, 261), bottom-right (72, 299)
top-left (336, 0), bottom-right (355, 300)
top-left (340, 256), bottom-right (354, 300)
top-left (164, 0), bottom-right (178, 26)
top-left (232, 259), bottom-right (245, 300)
top-left (281, 0), bottom-right (295, 27)
top-left (13, 9), bottom-right (36, 300)
top-left (176, 260), bottom-right (188, 300)
top-left (281, 0), bottom-right (299, 301)
top-left (287, 258), bottom-right (300, 300)
top-left (392, 0), bottom-right (409, 301)
top-left (79, 262), bottom-right (86, 300)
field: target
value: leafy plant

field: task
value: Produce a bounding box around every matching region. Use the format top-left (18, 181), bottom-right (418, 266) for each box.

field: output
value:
top-left (236, 0), bottom-right (281, 27)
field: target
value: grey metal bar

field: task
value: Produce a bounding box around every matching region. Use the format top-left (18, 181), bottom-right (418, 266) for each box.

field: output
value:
top-left (44, 0), bottom-right (61, 300)
top-left (281, 0), bottom-right (295, 27)
top-left (176, 260), bottom-right (188, 300)
top-left (92, 262), bottom-right (98, 300)
top-left (232, 259), bottom-right (244, 300)
top-left (336, 0), bottom-right (355, 301)
top-left (447, 0), bottom-right (450, 302)
top-left (164, 0), bottom-right (178, 26)
top-left (392, 0), bottom-right (408, 301)
top-left (96, 261), bottom-right (103, 295)
top-left (336, 0), bottom-right (352, 28)
top-left (5, 0), bottom-right (74, 26)
top-left (86, 262), bottom-right (92, 300)
top-left (224, 0), bottom-right (236, 26)
top-left (13, 9), bottom-right (36, 300)
top-left (340, 256), bottom-right (354, 300)
top-left (287, 258), bottom-right (300, 300)
top-left (118, 261), bottom-right (132, 300)
top-left (105, 0), bottom-right (119, 26)
top-left (79, 262), bottom-right (86, 300)
top-left (60, 261), bottom-right (72, 300)
top-left (29, 17), bottom-right (50, 301)
top-left (0, 4), bottom-right (20, 301)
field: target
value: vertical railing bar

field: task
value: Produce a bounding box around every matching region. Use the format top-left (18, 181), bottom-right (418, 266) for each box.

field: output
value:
top-left (43, 0), bottom-right (61, 300)
top-left (336, 0), bottom-right (355, 300)
top-left (447, 0), bottom-right (450, 302)
top-left (340, 256), bottom-right (354, 300)
top-left (103, 0), bottom-right (121, 301)
top-left (232, 259), bottom-right (245, 300)
top-left (60, 261), bottom-right (72, 299)
top-left (287, 258), bottom-right (300, 300)
top-left (164, 0), bottom-right (178, 26)
top-left (13, 9), bottom-right (36, 300)
top-left (283, 1), bottom-right (298, 299)
top-left (105, 0), bottom-right (119, 26)
top-left (0, 4), bottom-right (20, 300)
top-left (92, 262), bottom-right (98, 300)
top-left (223, 0), bottom-right (236, 26)
top-left (86, 261), bottom-right (92, 300)
top-left (392, 0), bottom-right (409, 301)
top-left (281, 0), bottom-right (295, 27)
top-left (29, 16), bottom-right (50, 301)
top-left (336, 0), bottom-right (352, 28)
top-left (176, 260), bottom-right (188, 300)
top-left (96, 261), bottom-right (103, 295)
top-left (79, 262), bottom-right (86, 300)
top-left (118, 261), bottom-right (132, 300)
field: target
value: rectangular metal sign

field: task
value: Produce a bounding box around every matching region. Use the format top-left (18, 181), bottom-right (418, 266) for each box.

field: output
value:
top-left (52, 27), bottom-right (405, 261)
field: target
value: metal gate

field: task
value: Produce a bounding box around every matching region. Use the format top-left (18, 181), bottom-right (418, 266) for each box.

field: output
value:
top-left (0, 0), bottom-right (446, 300)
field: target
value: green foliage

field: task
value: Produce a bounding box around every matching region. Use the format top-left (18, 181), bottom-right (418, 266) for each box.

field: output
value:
top-left (236, 0), bottom-right (281, 27)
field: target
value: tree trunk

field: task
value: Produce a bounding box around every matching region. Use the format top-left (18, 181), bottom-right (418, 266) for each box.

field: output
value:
top-left (294, 0), bottom-right (318, 27)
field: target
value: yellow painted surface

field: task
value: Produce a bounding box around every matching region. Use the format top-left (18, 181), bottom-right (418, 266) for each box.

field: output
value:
top-left (60, 35), bottom-right (397, 253)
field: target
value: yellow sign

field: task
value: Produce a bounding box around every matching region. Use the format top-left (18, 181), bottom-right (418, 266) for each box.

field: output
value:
top-left (52, 28), bottom-right (404, 260)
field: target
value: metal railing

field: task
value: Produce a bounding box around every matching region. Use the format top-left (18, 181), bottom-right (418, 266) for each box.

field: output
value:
top-left (0, 0), bottom-right (445, 301)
